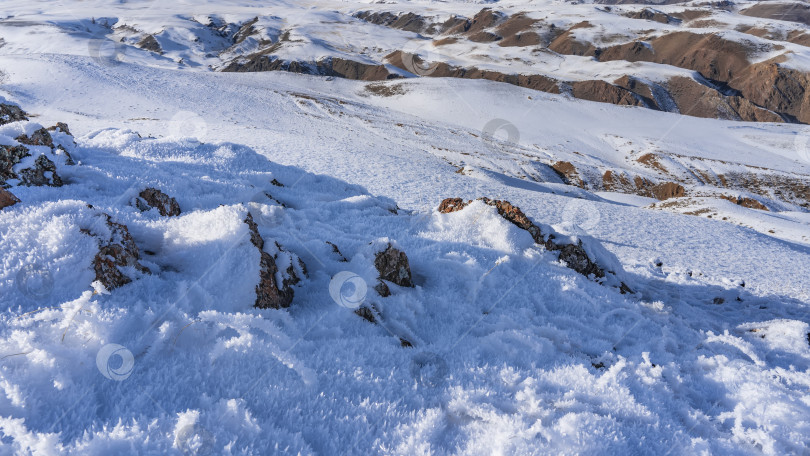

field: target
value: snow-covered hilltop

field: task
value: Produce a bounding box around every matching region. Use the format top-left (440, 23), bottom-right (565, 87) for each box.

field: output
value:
top-left (1, 1), bottom-right (810, 455)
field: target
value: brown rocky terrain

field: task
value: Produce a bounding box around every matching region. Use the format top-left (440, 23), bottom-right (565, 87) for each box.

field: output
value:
top-left (88, 212), bottom-right (151, 290)
top-left (348, 6), bottom-right (810, 124)
top-left (134, 188), bottom-right (182, 216)
top-left (245, 213), bottom-right (304, 309)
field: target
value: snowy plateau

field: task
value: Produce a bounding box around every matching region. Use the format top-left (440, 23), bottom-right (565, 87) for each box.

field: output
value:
top-left (1, 0), bottom-right (810, 454)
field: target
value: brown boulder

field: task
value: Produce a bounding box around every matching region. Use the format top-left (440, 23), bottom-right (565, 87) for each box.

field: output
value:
top-left (47, 122), bottom-right (73, 137)
top-left (0, 187), bottom-right (20, 209)
top-left (479, 198), bottom-right (545, 244)
top-left (90, 215), bottom-right (150, 290)
top-left (374, 245), bottom-right (414, 287)
top-left (551, 161), bottom-right (586, 188)
top-left (438, 197), bottom-right (468, 214)
top-left (135, 188), bottom-right (181, 216)
top-left (245, 213), bottom-right (303, 309)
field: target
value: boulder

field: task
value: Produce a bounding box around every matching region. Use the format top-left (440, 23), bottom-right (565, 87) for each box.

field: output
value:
top-left (17, 154), bottom-right (63, 187)
top-left (47, 122), bottom-right (73, 137)
top-left (0, 103), bottom-right (28, 125)
top-left (90, 214), bottom-right (150, 290)
top-left (245, 213), bottom-right (304, 309)
top-left (550, 161), bottom-right (586, 188)
top-left (374, 280), bottom-right (391, 297)
top-left (479, 198), bottom-right (545, 244)
top-left (0, 188), bottom-right (20, 209)
top-left (135, 188), bottom-right (181, 216)
top-left (438, 197), bottom-right (467, 214)
top-left (0, 144), bottom-right (31, 182)
top-left (16, 128), bottom-right (54, 148)
top-left (137, 34), bottom-right (162, 54)
top-left (553, 242), bottom-right (605, 279)
top-left (374, 245), bottom-right (414, 287)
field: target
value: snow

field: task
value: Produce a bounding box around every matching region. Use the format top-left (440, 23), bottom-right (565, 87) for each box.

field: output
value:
top-left (0, 0), bottom-right (809, 454)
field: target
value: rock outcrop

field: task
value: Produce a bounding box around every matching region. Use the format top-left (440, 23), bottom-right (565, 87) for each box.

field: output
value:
top-left (0, 103), bottom-right (28, 125)
top-left (137, 35), bottom-right (162, 54)
top-left (221, 55), bottom-right (398, 81)
top-left (0, 188), bottom-right (19, 209)
top-left (135, 188), bottom-right (182, 216)
top-left (245, 213), bottom-right (304, 309)
top-left (1, 124), bottom-right (75, 187)
top-left (88, 213), bottom-right (150, 290)
top-left (374, 244), bottom-right (414, 288)
top-left (439, 198), bottom-right (618, 283)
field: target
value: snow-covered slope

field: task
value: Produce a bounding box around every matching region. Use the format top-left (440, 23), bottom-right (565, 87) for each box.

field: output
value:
top-left (1, 1), bottom-right (810, 455)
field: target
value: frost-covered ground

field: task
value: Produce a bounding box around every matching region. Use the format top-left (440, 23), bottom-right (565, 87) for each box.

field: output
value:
top-left (1, 1), bottom-right (810, 455)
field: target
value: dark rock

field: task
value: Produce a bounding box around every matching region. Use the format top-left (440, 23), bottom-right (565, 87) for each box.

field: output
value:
top-left (16, 128), bottom-right (54, 148)
top-left (479, 197), bottom-right (544, 244)
top-left (17, 154), bottom-right (63, 187)
top-left (90, 214), bottom-right (150, 290)
top-left (713, 297), bottom-right (725, 305)
top-left (555, 242), bottom-right (605, 278)
top-left (245, 213), bottom-right (303, 309)
top-left (47, 122), bottom-right (73, 137)
top-left (0, 103), bottom-right (28, 125)
top-left (354, 305), bottom-right (377, 323)
top-left (551, 161), bottom-right (586, 188)
top-left (400, 338), bottom-right (413, 348)
top-left (0, 144), bottom-right (31, 183)
top-left (137, 34), bottom-right (162, 53)
top-left (374, 245), bottom-right (414, 287)
top-left (56, 145), bottom-right (75, 166)
top-left (270, 178), bottom-right (283, 187)
top-left (135, 188), bottom-right (181, 216)
top-left (374, 280), bottom-right (391, 297)
top-left (0, 187), bottom-right (20, 209)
